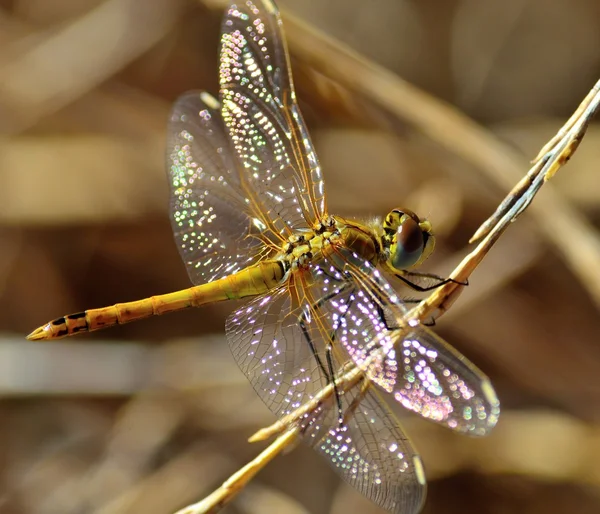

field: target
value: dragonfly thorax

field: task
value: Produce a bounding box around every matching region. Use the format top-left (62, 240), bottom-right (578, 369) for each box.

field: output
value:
top-left (279, 215), bottom-right (384, 274)
top-left (282, 218), bottom-right (342, 272)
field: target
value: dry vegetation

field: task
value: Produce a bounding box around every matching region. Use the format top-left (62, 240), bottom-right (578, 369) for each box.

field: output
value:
top-left (0, 1), bottom-right (599, 513)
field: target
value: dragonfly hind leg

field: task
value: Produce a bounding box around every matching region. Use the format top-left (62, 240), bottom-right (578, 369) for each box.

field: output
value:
top-left (298, 312), bottom-right (329, 381)
top-left (297, 279), bottom-right (356, 424)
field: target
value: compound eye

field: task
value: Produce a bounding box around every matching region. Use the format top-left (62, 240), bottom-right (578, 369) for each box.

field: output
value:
top-left (391, 216), bottom-right (425, 269)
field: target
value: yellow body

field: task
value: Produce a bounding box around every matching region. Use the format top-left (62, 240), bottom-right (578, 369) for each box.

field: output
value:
top-left (27, 217), bottom-right (381, 341)
top-left (27, 261), bottom-right (285, 340)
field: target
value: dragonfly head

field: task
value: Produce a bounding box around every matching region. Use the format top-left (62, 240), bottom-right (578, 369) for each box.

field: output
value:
top-left (381, 208), bottom-right (435, 270)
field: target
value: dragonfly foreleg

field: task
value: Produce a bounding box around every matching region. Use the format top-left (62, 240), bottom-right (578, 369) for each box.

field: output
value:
top-left (394, 270), bottom-right (468, 292)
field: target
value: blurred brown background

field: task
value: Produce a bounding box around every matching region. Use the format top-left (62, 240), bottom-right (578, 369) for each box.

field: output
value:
top-left (0, 0), bottom-right (599, 513)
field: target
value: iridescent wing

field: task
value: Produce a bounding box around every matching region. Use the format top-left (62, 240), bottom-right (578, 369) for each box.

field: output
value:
top-left (309, 387), bottom-right (426, 514)
top-left (167, 91), bottom-right (274, 285)
top-left (226, 249), bottom-right (498, 509)
top-left (227, 286), bottom-right (426, 514)
top-left (309, 249), bottom-right (500, 436)
top-left (219, 0), bottom-right (326, 237)
top-left (227, 248), bottom-right (498, 435)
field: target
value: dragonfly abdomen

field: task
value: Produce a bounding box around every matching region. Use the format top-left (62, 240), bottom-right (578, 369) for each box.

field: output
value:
top-left (26, 260), bottom-right (286, 341)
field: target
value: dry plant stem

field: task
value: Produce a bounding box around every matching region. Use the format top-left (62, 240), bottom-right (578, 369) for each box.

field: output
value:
top-left (92, 442), bottom-right (233, 514)
top-left (249, 363), bottom-right (362, 443)
top-left (174, 76), bottom-right (600, 514)
top-left (533, 80), bottom-right (600, 163)
top-left (417, 81), bottom-right (600, 317)
top-left (173, 429), bottom-right (298, 514)
top-left (472, 79), bottom-right (600, 242)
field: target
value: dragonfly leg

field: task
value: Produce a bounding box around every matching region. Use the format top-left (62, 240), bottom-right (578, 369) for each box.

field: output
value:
top-left (394, 270), bottom-right (468, 292)
top-left (298, 314), bottom-right (329, 381)
top-left (298, 277), bottom-right (355, 423)
top-left (324, 281), bottom-right (359, 423)
top-left (400, 297), bottom-right (437, 326)
top-left (422, 317), bottom-right (436, 327)
top-left (298, 308), bottom-right (341, 420)
top-left (297, 279), bottom-right (353, 384)
top-left (325, 342), bottom-right (344, 422)
top-left (341, 377), bottom-right (370, 426)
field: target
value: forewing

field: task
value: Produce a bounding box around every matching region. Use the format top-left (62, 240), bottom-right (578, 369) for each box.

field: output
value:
top-left (313, 249), bottom-right (500, 436)
top-left (167, 91), bottom-right (267, 285)
top-left (226, 286), bottom-right (426, 513)
top-left (219, 0), bottom-right (326, 236)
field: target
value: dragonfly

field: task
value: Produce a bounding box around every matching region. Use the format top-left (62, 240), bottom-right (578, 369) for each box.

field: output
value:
top-left (28, 1), bottom-right (499, 512)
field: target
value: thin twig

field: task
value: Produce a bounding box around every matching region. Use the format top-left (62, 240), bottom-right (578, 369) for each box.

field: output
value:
top-left (471, 79), bottom-right (600, 242)
top-left (173, 429), bottom-right (298, 514)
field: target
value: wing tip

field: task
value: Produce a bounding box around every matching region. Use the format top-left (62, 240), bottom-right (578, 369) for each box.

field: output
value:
top-left (412, 455), bottom-right (427, 487)
top-left (481, 377), bottom-right (501, 433)
top-left (200, 91), bottom-right (220, 110)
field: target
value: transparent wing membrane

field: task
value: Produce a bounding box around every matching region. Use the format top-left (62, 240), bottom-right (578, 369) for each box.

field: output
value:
top-left (309, 387), bottom-right (426, 514)
top-left (226, 246), bottom-right (497, 509)
top-left (226, 286), bottom-right (328, 419)
top-left (226, 281), bottom-right (426, 514)
top-left (219, 0), bottom-right (326, 236)
top-left (387, 326), bottom-right (499, 435)
top-left (307, 249), bottom-right (500, 436)
top-left (167, 91), bottom-right (267, 285)
top-left (227, 247), bottom-right (498, 435)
